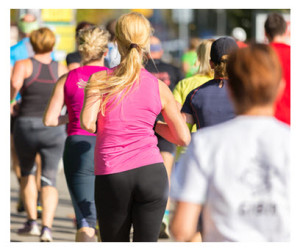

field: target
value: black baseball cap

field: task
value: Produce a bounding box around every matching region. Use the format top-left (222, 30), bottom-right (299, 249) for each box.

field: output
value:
top-left (210, 36), bottom-right (238, 64)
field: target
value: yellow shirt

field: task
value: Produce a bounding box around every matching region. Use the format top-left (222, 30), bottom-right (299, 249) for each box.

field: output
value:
top-left (173, 74), bottom-right (212, 106)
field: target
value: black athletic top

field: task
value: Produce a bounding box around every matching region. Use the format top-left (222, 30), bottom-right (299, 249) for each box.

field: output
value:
top-left (19, 58), bottom-right (59, 117)
top-left (144, 59), bottom-right (183, 92)
top-left (181, 79), bottom-right (235, 129)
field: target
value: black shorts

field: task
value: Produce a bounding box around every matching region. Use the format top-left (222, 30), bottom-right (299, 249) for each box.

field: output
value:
top-left (156, 133), bottom-right (176, 154)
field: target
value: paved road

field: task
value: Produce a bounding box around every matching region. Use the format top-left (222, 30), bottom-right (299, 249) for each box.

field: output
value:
top-left (10, 164), bottom-right (174, 242)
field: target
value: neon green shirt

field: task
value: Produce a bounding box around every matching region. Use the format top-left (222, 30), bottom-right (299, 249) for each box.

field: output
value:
top-left (173, 74), bottom-right (212, 160)
top-left (182, 51), bottom-right (199, 77)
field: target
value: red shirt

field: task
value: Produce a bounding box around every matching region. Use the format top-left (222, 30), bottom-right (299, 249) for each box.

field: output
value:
top-left (270, 42), bottom-right (290, 125)
top-left (236, 41), bottom-right (248, 48)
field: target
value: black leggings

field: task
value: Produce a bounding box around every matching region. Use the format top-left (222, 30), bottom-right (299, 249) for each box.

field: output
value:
top-left (95, 163), bottom-right (169, 242)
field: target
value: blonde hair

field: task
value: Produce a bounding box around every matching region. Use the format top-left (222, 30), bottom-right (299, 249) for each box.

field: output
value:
top-left (30, 27), bottom-right (55, 53)
top-left (196, 39), bottom-right (214, 77)
top-left (85, 12), bottom-right (153, 115)
top-left (78, 26), bottom-right (110, 65)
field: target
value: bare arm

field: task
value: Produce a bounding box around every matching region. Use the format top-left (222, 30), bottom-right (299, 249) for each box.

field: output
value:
top-left (11, 61), bottom-right (26, 102)
top-left (43, 74), bottom-right (69, 126)
top-left (10, 61), bottom-right (27, 115)
top-left (80, 73), bottom-right (102, 133)
top-left (170, 201), bottom-right (202, 242)
top-left (155, 80), bottom-right (191, 146)
top-left (182, 112), bottom-right (195, 131)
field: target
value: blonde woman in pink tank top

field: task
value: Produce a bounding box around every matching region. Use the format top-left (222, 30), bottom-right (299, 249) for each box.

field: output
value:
top-left (44, 26), bottom-right (109, 242)
top-left (81, 12), bottom-right (191, 242)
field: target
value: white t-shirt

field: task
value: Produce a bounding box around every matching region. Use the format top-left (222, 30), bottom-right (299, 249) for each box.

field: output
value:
top-left (171, 116), bottom-right (290, 242)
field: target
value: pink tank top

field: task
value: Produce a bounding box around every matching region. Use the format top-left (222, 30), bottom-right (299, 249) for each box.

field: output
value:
top-left (64, 65), bottom-right (108, 136)
top-left (94, 68), bottom-right (163, 175)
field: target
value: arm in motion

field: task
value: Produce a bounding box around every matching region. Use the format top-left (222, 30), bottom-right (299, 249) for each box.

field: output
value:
top-left (43, 74), bottom-right (69, 126)
top-left (155, 80), bottom-right (191, 146)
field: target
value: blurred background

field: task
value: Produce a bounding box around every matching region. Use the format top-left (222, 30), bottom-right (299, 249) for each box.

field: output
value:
top-left (10, 9), bottom-right (290, 67)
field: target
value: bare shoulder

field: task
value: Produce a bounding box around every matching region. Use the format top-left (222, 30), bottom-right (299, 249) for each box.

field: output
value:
top-left (14, 58), bottom-right (31, 68)
top-left (158, 79), bottom-right (173, 96)
top-left (158, 79), bottom-right (175, 109)
top-left (56, 73), bottom-right (68, 86)
top-left (12, 58), bottom-right (32, 78)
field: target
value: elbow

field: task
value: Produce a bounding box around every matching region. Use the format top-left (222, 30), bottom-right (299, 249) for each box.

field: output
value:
top-left (80, 120), bottom-right (95, 134)
top-left (43, 115), bottom-right (57, 127)
top-left (170, 224), bottom-right (193, 242)
top-left (177, 133), bottom-right (191, 147)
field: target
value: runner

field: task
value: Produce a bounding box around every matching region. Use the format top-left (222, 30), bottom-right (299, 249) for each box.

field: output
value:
top-left (178, 36), bottom-right (238, 240)
top-left (181, 37), bottom-right (201, 78)
top-left (172, 38), bottom-right (214, 159)
top-left (181, 37), bottom-right (238, 130)
top-left (170, 43), bottom-right (290, 242)
top-left (264, 13), bottom-right (290, 125)
top-left (171, 38), bottom-right (214, 241)
top-left (44, 26), bottom-right (109, 242)
top-left (80, 12), bottom-right (190, 242)
top-left (10, 13), bottom-right (43, 216)
top-left (11, 27), bottom-right (68, 242)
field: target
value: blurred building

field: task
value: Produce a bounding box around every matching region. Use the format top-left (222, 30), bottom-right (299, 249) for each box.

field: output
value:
top-left (10, 9), bottom-right (290, 66)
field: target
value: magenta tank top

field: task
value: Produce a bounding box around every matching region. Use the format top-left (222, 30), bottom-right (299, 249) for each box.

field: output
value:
top-left (94, 68), bottom-right (164, 175)
top-left (64, 65), bottom-right (108, 136)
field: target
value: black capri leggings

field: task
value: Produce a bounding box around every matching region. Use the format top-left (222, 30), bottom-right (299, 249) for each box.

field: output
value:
top-left (95, 163), bottom-right (169, 242)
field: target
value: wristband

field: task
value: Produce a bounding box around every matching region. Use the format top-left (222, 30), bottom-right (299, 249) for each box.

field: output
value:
top-left (10, 98), bottom-right (16, 104)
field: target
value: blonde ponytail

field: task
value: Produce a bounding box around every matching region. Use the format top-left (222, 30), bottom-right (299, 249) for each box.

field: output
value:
top-left (196, 39), bottom-right (215, 77)
top-left (85, 12), bottom-right (152, 115)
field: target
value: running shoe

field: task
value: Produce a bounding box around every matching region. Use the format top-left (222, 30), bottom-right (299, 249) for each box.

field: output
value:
top-left (17, 220), bottom-right (41, 236)
top-left (40, 226), bottom-right (53, 242)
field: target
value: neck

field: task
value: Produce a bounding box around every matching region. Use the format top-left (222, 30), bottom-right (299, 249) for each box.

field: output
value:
top-left (34, 52), bottom-right (52, 64)
top-left (214, 74), bottom-right (227, 80)
top-left (271, 35), bottom-right (287, 44)
top-left (85, 58), bottom-right (105, 67)
top-left (241, 105), bottom-right (274, 117)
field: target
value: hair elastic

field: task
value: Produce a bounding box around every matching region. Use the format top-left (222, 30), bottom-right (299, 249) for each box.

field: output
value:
top-left (129, 43), bottom-right (139, 50)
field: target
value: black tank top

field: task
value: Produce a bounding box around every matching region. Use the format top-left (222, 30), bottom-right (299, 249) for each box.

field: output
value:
top-left (19, 58), bottom-right (59, 117)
